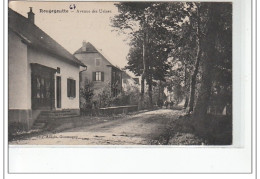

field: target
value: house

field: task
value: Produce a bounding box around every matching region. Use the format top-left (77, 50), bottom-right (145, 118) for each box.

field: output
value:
top-left (74, 41), bottom-right (122, 105)
top-left (8, 8), bottom-right (86, 130)
top-left (122, 71), bottom-right (139, 92)
top-left (120, 71), bottom-right (140, 105)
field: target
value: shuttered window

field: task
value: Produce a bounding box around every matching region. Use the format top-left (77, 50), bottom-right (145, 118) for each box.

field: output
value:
top-left (93, 72), bottom-right (104, 81)
top-left (96, 72), bottom-right (101, 81)
top-left (67, 78), bottom-right (76, 98)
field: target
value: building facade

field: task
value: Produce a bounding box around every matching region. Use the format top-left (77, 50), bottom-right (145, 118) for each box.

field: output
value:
top-left (8, 8), bottom-right (86, 129)
top-left (74, 42), bottom-right (122, 104)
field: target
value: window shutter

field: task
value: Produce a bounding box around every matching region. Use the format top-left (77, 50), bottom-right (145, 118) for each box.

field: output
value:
top-left (101, 72), bottom-right (104, 81)
top-left (92, 72), bottom-right (96, 81)
top-left (73, 80), bottom-right (76, 97)
top-left (67, 79), bottom-right (70, 97)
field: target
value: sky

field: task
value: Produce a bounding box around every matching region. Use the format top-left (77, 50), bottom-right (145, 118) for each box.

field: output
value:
top-left (9, 1), bottom-right (132, 71)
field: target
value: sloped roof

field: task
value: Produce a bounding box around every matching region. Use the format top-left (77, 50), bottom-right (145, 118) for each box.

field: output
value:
top-left (122, 71), bottom-right (139, 84)
top-left (74, 42), bottom-right (122, 71)
top-left (8, 8), bottom-right (86, 67)
top-left (74, 42), bottom-right (98, 54)
top-left (122, 71), bottom-right (132, 79)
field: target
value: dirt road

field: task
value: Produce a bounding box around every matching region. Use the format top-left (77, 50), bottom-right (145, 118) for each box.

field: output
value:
top-left (9, 109), bottom-right (183, 145)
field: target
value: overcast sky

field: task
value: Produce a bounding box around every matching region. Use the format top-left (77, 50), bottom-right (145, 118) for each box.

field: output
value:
top-left (9, 1), bottom-right (132, 70)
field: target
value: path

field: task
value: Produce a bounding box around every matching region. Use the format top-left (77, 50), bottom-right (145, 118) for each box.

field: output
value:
top-left (9, 109), bottom-right (183, 145)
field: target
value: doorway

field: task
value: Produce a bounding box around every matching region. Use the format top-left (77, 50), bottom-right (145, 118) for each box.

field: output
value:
top-left (31, 63), bottom-right (56, 110)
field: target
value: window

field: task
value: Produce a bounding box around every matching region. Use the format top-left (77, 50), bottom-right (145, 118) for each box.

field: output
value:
top-left (93, 72), bottom-right (104, 81)
top-left (95, 58), bottom-right (101, 66)
top-left (96, 72), bottom-right (101, 81)
top-left (67, 78), bottom-right (76, 98)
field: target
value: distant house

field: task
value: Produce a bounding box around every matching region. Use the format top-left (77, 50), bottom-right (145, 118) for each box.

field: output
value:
top-left (121, 71), bottom-right (140, 105)
top-left (74, 41), bottom-right (122, 101)
top-left (122, 71), bottom-right (139, 92)
top-left (8, 8), bottom-right (86, 129)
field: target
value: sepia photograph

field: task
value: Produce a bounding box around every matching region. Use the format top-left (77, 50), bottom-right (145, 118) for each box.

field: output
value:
top-left (8, 1), bottom-right (232, 146)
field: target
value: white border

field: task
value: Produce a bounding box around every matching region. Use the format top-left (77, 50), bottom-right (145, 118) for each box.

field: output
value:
top-left (3, 0), bottom-right (255, 176)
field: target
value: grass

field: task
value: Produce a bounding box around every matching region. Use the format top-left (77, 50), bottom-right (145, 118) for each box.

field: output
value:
top-left (194, 114), bottom-right (232, 145)
top-left (160, 113), bottom-right (232, 145)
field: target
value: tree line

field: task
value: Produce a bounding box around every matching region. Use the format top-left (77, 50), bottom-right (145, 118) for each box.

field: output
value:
top-left (111, 2), bottom-right (232, 121)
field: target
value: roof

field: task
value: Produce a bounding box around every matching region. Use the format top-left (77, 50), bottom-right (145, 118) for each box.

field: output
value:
top-left (74, 42), bottom-right (122, 71)
top-left (74, 42), bottom-right (98, 54)
top-left (8, 8), bottom-right (86, 67)
top-left (122, 71), bottom-right (132, 79)
top-left (122, 71), bottom-right (139, 84)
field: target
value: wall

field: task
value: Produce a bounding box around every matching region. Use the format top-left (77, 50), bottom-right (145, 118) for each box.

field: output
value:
top-left (8, 30), bottom-right (81, 130)
top-left (75, 52), bottom-right (112, 91)
top-left (27, 47), bottom-right (80, 110)
top-left (8, 30), bottom-right (30, 110)
top-left (8, 30), bottom-right (33, 129)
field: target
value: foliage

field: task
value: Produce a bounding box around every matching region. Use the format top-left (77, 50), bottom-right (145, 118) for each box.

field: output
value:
top-left (112, 2), bottom-right (189, 108)
top-left (90, 81), bottom-right (139, 108)
top-left (152, 81), bottom-right (167, 106)
top-left (112, 2), bottom-right (232, 117)
top-left (92, 82), bottom-right (113, 108)
top-left (122, 83), bottom-right (140, 105)
top-left (80, 80), bottom-right (94, 109)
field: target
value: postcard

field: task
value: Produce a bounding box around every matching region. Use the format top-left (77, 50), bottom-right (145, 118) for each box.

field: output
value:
top-left (5, 0), bottom-right (253, 175)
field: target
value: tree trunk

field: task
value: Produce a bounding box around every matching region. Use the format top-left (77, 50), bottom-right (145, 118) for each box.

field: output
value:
top-left (138, 20), bottom-right (147, 110)
top-left (193, 4), bottom-right (216, 122)
top-left (183, 63), bottom-right (189, 108)
top-left (138, 74), bottom-right (145, 110)
top-left (188, 57), bottom-right (200, 112)
top-left (158, 80), bottom-right (162, 107)
top-left (188, 6), bottom-right (202, 113)
top-left (193, 54), bottom-right (213, 121)
top-left (158, 80), bottom-right (161, 102)
top-left (148, 75), bottom-right (153, 109)
top-left (184, 96), bottom-right (189, 108)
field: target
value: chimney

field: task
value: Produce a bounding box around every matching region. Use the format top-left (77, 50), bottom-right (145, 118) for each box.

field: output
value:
top-left (82, 40), bottom-right (87, 51)
top-left (27, 7), bottom-right (35, 24)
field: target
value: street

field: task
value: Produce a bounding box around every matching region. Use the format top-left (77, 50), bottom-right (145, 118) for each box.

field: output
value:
top-left (9, 109), bottom-right (184, 145)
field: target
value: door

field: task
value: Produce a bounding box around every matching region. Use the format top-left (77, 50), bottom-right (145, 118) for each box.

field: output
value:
top-left (56, 76), bottom-right (61, 108)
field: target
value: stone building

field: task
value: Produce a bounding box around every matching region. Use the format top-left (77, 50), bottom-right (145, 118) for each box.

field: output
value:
top-left (74, 41), bottom-right (122, 103)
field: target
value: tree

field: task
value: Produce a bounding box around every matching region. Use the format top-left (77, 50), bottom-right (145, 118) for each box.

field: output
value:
top-left (112, 2), bottom-right (187, 109)
top-left (166, 2), bottom-right (231, 117)
top-left (188, 3), bottom-right (202, 113)
top-left (126, 31), bottom-right (170, 109)
top-left (112, 2), bottom-right (232, 121)
top-left (193, 2), bottom-right (232, 121)
top-left (112, 2), bottom-right (151, 109)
